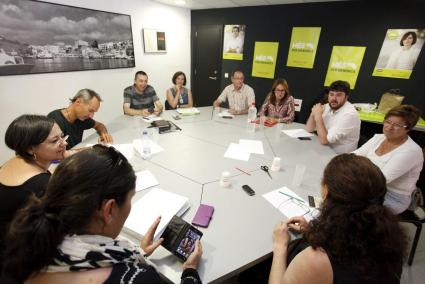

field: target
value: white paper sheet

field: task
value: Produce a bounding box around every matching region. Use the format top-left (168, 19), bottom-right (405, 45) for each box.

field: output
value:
top-left (124, 188), bottom-right (190, 240)
top-left (177, 108), bottom-right (200, 115)
top-left (263, 187), bottom-right (315, 219)
top-left (142, 115), bottom-right (163, 122)
top-left (113, 143), bottom-right (135, 160)
top-left (135, 170), bottom-right (159, 191)
top-left (218, 111), bottom-right (235, 118)
top-left (224, 143), bottom-right (251, 161)
top-left (133, 139), bottom-right (164, 156)
top-left (239, 139), bottom-right (264, 154)
top-left (281, 129), bottom-right (314, 138)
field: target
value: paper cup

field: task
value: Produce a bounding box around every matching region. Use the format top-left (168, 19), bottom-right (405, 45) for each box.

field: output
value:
top-left (270, 157), bottom-right (281, 172)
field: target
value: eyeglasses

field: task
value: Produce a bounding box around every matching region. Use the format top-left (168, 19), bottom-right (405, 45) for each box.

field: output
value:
top-left (384, 119), bottom-right (407, 129)
top-left (274, 89), bottom-right (286, 94)
top-left (45, 134), bottom-right (69, 146)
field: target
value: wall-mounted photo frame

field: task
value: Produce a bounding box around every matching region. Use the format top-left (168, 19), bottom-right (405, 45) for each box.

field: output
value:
top-left (142, 29), bottom-right (167, 53)
top-left (0, 0), bottom-right (135, 76)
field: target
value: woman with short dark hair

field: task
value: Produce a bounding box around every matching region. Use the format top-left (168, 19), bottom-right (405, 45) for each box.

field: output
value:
top-left (166, 71), bottom-right (193, 109)
top-left (2, 145), bottom-right (202, 283)
top-left (354, 104), bottom-right (423, 214)
top-left (269, 154), bottom-right (406, 284)
top-left (0, 114), bottom-right (68, 268)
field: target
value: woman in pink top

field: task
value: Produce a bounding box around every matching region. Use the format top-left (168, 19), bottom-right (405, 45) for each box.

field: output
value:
top-left (259, 78), bottom-right (295, 124)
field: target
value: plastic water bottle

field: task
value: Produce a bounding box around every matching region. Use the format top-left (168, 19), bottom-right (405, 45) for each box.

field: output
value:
top-left (142, 129), bottom-right (151, 160)
top-left (247, 102), bottom-right (257, 133)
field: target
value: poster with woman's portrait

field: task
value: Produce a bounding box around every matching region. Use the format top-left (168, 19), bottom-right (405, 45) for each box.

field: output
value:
top-left (223, 24), bottom-right (246, 60)
top-left (373, 29), bottom-right (424, 79)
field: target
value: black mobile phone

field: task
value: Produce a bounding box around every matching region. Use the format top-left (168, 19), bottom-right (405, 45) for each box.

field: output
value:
top-left (242, 185), bottom-right (255, 196)
top-left (174, 226), bottom-right (203, 260)
top-left (298, 137), bottom-right (311, 141)
top-left (308, 195), bottom-right (316, 207)
top-left (222, 115), bottom-right (233, 119)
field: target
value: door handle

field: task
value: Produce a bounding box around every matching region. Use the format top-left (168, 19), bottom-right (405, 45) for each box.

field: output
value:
top-left (208, 76), bottom-right (217, 80)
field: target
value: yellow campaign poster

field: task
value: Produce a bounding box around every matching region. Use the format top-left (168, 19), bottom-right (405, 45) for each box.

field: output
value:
top-left (251, 42), bottom-right (279, 79)
top-left (286, 27), bottom-right (321, 68)
top-left (222, 24), bottom-right (246, 60)
top-left (324, 46), bottom-right (366, 89)
top-left (372, 29), bottom-right (424, 79)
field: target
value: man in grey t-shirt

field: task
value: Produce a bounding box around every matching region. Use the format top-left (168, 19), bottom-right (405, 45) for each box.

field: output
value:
top-left (123, 71), bottom-right (163, 116)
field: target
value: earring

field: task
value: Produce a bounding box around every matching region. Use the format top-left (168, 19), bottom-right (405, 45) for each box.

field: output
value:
top-left (33, 152), bottom-right (37, 161)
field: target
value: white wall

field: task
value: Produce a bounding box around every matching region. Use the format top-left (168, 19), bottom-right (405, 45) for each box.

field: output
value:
top-left (0, 0), bottom-right (191, 163)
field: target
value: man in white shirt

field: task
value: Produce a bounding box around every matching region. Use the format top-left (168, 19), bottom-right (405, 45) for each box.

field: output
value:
top-left (224, 26), bottom-right (244, 54)
top-left (213, 70), bottom-right (255, 115)
top-left (306, 80), bottom-right (360, 153)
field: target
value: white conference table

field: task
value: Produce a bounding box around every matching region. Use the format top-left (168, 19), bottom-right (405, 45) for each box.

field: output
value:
top-left (80, 107), bottom-right (336, 283)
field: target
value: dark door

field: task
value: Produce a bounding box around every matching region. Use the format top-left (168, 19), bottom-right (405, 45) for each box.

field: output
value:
top-left (192, 25), bottom-right (222, 107)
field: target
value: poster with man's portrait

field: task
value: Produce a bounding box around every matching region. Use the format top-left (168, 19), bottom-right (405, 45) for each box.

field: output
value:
top-left (373, 29), bottom-right (424, 79)
top-left (223, 24), bottom-right (246, 60)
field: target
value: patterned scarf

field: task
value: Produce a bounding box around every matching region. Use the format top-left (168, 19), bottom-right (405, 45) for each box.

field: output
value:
top-left (46, 234), bottom-right (146, 272)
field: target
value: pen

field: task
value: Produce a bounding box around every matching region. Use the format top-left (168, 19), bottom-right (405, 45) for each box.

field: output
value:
top-left (235, 167), bottom-right (251, 176)
top-left (278, 191), bottom-right (305, 203)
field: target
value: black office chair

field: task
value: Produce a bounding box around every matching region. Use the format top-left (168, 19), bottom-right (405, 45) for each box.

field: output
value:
top-left (398, 188), bottom-right (425, 265)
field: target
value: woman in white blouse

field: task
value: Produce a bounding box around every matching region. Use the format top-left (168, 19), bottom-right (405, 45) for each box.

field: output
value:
top-left (353, 105), bottom-right (423, 214)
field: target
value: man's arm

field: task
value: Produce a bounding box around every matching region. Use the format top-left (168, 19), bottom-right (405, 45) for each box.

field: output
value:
top-left (93, 121), bottom-right (113, 143)
top-left (305, 111), bottom-right (316, 132)
top-left (123, 103), bottom-right (151, 116)
top-left (154, 100), bottom-right (163, 115)
top-left (310, 104), bottom-right (328, 145)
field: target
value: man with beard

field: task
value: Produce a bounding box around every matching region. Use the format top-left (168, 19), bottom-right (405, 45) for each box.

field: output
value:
top-left (306, 80), bottom-right (360, 153)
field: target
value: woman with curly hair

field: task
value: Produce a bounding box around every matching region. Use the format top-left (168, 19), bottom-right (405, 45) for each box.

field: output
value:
top-left (269, 154), bottom-right (406, 284)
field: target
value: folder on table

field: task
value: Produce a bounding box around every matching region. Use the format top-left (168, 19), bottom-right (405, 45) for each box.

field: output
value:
top-left (124, 188), bottom-right (190, 240)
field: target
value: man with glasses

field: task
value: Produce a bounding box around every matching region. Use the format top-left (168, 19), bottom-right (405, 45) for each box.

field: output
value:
top-left (213, 70), bottom-right (255, 115)
top-left (48, 89), bottom-right (112, 149)
top-left (306, 80), bottom-right (360, 153)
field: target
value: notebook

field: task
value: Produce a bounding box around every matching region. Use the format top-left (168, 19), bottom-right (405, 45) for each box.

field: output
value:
top-left (124, 188), bottom-right (190, 240)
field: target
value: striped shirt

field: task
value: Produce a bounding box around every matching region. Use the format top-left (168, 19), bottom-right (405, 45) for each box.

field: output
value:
top-left (123, 85), bottom-right (159, 110)
top-left (259, 95), bottom-right (295, 123)
top-left (217, 84), bottom-right (255, 111)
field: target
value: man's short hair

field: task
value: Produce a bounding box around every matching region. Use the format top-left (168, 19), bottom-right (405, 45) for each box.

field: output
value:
top-left (135, 70), bottom-right (148, 80)
top-left (329, 81), bottom-right (350, 96)
top-left (232, 26), bottom-right (240, 32)
top-left (231, 70), bottom-right (244, 78)
top-left (70, 89), bottom-right (102, 103)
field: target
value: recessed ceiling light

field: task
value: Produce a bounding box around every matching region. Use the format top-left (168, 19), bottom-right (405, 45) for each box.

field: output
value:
top-left (175, 0), bottom-right (186, 5)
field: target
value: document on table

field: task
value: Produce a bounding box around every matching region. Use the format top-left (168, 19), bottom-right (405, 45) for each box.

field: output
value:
top-left (263, 186), bottom-right (319, 220)
top-left (224, 143), bottom-right (251, 161)
top-left (124, 188), bottom-right (190, 240)
top-left (239, 139), bottom-right (264, 155)
top-left (135, 170), bottom-right (159, 191)
top-left (133, 139), bottom-right (164, 156)
top-left (177, 107), bottom-right (200, 115)
top-left (218, 110), bottom-right (235, 118)
top-left (142, 115), bottom-right (163, 122)
top-left (282, 129), bottom-right (314, 138)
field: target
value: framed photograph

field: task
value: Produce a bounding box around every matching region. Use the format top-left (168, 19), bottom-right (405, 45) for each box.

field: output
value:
top-left (223, 24), bottom-right (246, 60)
top-left (0, 0), bottom-right (135, 76)
top-left (143, 29), bottom-right (166, 53)
top-left (373, 29), bottom-right (424, 79)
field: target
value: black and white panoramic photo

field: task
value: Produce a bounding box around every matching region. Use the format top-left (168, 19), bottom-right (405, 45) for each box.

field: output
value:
top-left (0, 0), bottom-right (135, 76)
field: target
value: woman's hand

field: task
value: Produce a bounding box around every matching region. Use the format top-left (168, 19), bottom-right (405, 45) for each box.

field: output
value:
top-left (287, 216), bottom-right (309, 233)
top-left (272, 221), bottom-right (290, 254)
top-left (140, 217), bottom-right (164, 256)
top-left (182, 240), bottom-right (202, 270)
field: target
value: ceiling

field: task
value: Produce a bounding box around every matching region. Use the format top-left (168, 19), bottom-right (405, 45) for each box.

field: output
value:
top-left (153, 0), bottom-right (349, 10)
